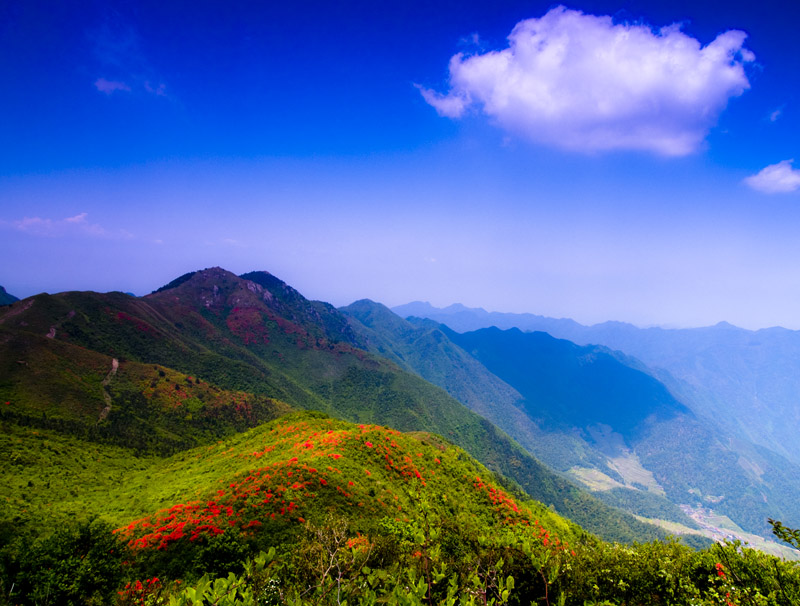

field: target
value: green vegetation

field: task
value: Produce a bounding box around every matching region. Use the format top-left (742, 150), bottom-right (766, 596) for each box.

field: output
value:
top-left (592, 487), bottom-right (701, 529)
top-left (3, 412), bottom-right (799, 605)
top-left (3, 411), bottom-right (799, 605)
top-left (0, 269), bottom-right (663, 544)
top-left (4, 269), bottom-right (800, 603)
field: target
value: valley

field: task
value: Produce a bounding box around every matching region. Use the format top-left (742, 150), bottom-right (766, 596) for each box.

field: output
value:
top-left (1, 269), bottom-right (799, 604)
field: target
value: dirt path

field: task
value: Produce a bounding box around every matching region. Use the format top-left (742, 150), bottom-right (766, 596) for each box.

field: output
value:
top-left (98, 358), bottom-right (119, 422)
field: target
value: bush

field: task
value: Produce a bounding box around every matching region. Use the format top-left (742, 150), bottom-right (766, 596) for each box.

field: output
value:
top-left (5, 519), bottom-right (128, 606)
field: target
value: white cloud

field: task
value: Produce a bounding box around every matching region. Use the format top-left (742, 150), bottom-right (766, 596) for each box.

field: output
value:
top-left (5, 213), bottom-right (133, 238)
top-left (769, 108), bottom-right (783, 122)
top-left (744, 160), bottom-right (800, 193)
top-left (415, 84), bottom-right (468, 118)
top-left (419, 6), bottom-right (754, 156)
top-left (94, 78), bottom-right (131, 94)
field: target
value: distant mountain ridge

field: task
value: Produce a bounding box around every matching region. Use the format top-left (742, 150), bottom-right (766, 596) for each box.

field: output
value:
top-left (0, 285), bottom-right (18, 305)
top-left (393, 300), bottom-right (584, 335)
top-left (392, 301), bottom-right (800, 466)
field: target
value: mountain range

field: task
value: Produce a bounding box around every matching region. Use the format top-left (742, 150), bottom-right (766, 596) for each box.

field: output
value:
top-left (391, 302), bottom-right (800, 465)
top-left (0, 268), bottom-right (665, 546)
top-left (4, 267), bottom-right (800, 603)
top-left (389, 301), bottom-right (800, 540)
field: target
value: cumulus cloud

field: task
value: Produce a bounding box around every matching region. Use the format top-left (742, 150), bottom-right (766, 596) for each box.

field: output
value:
top-left (5, 213), bottom-right (133, 239)
top-left (419, 6), bottom-right (754, 156)
top-left (744, 160), bottom-right (800, 193)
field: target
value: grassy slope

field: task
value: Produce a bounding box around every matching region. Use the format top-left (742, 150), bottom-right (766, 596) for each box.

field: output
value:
top-left (0, 327), bottom-right (291, 455)
top-left (1, 411), bottom-right (584, 582)
top-left (0, 269), bottom-right (665, 543)
top-left (112, 411), bottom-right (581, 551)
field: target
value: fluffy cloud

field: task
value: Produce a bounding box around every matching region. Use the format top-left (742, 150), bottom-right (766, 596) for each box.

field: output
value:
top-left (744, 160), bottom-right (800, 193)
top-left (6, 213), bottom-right (133, 239)
top-left (420, 6), bottom-right (754, 156)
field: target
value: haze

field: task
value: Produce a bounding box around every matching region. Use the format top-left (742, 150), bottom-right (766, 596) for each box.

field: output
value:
top-left (2, 0), bottom-right (799, 330)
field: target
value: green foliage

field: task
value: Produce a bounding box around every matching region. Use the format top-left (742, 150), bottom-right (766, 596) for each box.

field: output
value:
top-left (3, 410), bottom-right (800, 605)
top-left (770, 519), bottom-right (800, 550)
top-left (108, 520), bottom-right (800, 606)
top-left (3, 519), bottom-right (128, 606)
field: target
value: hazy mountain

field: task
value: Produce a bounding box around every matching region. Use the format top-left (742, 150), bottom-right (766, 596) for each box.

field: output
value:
top-left (444, 326), bottom-right (689, 438)
top-left (392, 301), bottom-right (583, 335)
top-left (392, 302), bottom-right (800, 467)
top-left (0, 285), bottom-right (18, 306)
top-left (340, 300), bottom-right (525, 424)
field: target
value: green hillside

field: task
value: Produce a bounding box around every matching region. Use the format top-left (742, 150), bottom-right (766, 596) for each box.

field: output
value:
top-left (0, 328), bottom-right (291, 455)
top-left (4, 412), bottom-right (799, 606)
top-left (2, 272), bottom-right (800, 604)
top-left (0, 410), bottom-right (579, 603)
top-left (341, 300), bottom-right (526, 427)
top-left (0, 268), bottom-right (666, 544)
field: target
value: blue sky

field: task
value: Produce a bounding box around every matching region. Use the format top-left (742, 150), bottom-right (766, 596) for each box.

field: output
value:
top-left (2, 0), bottom-right (800, 329)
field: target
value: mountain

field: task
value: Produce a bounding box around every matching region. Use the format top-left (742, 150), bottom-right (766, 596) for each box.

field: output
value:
top-left (394, 302), bottom-right (800, 464)
top-left (392, 301), bottom-right (583, 335)
top-left (392, 302), bottom-right (800, 537)
top-left (340, 300), bottom-right (525, 426)
top-left (0, 285), bottom-right (18, 306)
top-left (391, 303), bottom-right (800, 466)
top-left (443, 326), bottom-right (690, 438)
top-left (341, 302), bottom-right (707, 537)
top-left (444, 325), bottom-right (800, 537)
top-left (0, 268), bottom-right (662, 544)
top-left (5, 274), bottom-right (800, 603)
